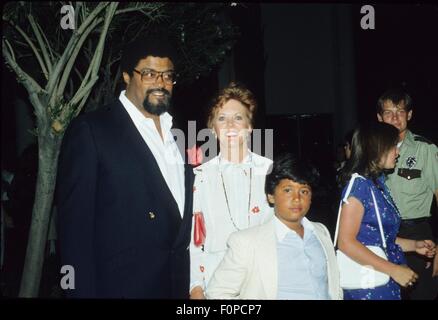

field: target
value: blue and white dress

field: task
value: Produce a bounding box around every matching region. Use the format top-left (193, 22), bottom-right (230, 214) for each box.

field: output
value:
top-left (341, 174), bottom-right (406, 300)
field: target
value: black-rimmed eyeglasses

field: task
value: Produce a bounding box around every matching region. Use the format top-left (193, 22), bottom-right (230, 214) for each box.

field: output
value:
top-left (133, 68), bottom-right (177, 85)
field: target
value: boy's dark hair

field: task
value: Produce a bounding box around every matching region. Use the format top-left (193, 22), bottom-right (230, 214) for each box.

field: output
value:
top-left (265, 153), bottom-right (320, 196)
top-left (376, 88), bottom-right (413, 114)
top-left (120, 35), bottom-right (178, 76)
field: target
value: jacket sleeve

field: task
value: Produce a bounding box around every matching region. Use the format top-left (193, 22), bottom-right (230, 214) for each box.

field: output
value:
top-left (56, 118), bottom-right (98, 298)
top-left (206, 232), bottom-right (249, 299)
top-left (318, 222), bottom-right (343, 300)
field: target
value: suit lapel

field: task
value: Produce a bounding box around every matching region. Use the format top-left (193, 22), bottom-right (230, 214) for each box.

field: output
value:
top-left (312, 223), bottom-right (338, 299)
top-left (112, 101), bottom-right (182, 227)
top-left (255, 220), bottom-right (278, 299)
top-left (173, 163), bottom-right (194, 246)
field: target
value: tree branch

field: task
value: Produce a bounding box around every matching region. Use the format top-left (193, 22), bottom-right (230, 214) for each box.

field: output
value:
top-left (91, 3), bottom-right (118, 77)
top-left (70, 3), bottom-right (118, 109)
top-left (4, 18), bottom-right (49, 81)
top-left (115, 3), bottom-right (166, 16)
top-left (2, 39), bottom-right (45, 116)
top-left (28, 92), bottom-right (47, 122)
top-left (28, 14), bottom-right (53, 75)
top-left (71, 75), bottom-right (98, 109)
top-left (75, 2), bottom-right (109, 36)
top-left (74, 66), bottom-right (84, 82)
top-left (4, 39), bottom-right (16, 62)
top-left (74, 2), bottom-right (82, 28)
top-left (46, 2), bottom-right (109, 96)
top-left (34, 15), bottom-right (55, 66)
top-left (55, 17), bottom-right (102, 100)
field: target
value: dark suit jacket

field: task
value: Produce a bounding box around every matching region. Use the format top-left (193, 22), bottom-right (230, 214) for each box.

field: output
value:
top-left (56, 100), bottom-right (194, 298)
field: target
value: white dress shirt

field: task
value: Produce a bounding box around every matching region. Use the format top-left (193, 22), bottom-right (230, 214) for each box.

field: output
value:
top-left (119, 91), bottom-right (185, 217)
top-left (275, 216), bottom-right (330, 300)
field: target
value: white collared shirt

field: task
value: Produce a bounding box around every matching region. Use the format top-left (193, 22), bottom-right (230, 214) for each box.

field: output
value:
top-left (119, 90), bottom-right (185, 217)
top-left (274, 216), bottom-right (330, 300)
top-left (217, 152), bottom-right (254, 231)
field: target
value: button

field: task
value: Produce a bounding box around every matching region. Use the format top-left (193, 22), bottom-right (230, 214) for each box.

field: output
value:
top-left (148, 211), bottom-right (156, 219)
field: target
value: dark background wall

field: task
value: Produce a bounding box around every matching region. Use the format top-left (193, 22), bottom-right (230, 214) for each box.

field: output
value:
top-left (262, 4), bottom-right (348, 115)
top-left (260, 3), bottom-right (438, 149)
top-left (2, 3), bottom-right (437, 173)
top-left (260, 4), bottom-right (358, 182)
top-left (352, 4), bottom-right (438, 143)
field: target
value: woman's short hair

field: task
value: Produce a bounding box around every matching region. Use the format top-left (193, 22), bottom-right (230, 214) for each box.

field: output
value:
top-left (265, 153), bottom-right (320, 196)
top-left (339, 122), bottom-right (399, 186)
top-left (207, 81), bottom-right (257, 128)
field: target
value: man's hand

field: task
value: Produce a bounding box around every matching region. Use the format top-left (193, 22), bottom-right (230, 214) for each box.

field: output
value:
top-left (415, 240), bottom-right (436, 258)
top-left (190, 286), bottom-right (206, 299)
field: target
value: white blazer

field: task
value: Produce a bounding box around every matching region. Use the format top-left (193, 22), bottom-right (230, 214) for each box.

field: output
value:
top-left (206, 217), bottom-right (343, 300)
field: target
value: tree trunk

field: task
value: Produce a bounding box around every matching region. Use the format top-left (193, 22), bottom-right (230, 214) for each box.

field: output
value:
top-left (18, 117), bottom-right (63, 297)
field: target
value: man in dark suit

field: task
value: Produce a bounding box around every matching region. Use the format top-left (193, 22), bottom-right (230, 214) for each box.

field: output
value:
top-left (56, 36), bottom-right (194, 298)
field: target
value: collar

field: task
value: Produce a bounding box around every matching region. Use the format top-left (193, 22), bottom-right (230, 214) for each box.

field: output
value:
top-left (274, 215), bottom-right (314, 242)
top-left (217, 150), bottom-right (254, 170)
top-left (400, 130), bottom-right (415, 149)
top-left (119, 90), bottom-right (174, 135)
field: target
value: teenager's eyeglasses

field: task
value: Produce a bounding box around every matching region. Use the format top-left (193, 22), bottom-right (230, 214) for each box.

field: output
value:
top-left (133, 68), bottom-right (176, 85)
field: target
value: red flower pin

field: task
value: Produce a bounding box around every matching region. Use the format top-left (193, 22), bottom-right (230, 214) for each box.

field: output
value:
top-left (251, 206), bottom-right (260, 214)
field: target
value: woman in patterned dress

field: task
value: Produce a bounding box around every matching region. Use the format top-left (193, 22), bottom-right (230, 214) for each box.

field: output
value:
top-left (189, 82), bottom-right (274, 299)
top-left (337, 122), bottom-right (436, 300)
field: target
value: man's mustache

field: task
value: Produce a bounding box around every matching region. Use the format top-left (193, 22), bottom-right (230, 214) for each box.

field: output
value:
top-left (145, 88), bottom-right (171, 97)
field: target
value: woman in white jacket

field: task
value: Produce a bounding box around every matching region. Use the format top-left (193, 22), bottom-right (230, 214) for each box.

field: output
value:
top-left (189, 82), bottom-right (273, 299)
